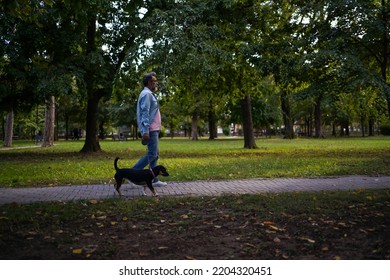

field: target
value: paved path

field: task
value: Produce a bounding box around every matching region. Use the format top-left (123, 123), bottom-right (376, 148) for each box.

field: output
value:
top-left (1, 176), bottom-right (390, 205)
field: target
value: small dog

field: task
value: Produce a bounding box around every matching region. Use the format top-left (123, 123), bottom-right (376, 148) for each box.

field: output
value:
top-left (113, 157), bottom-right (169, 197)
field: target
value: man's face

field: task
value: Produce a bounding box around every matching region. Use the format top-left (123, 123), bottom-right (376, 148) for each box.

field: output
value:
top-left (148, 76), bottom-right (158, 92)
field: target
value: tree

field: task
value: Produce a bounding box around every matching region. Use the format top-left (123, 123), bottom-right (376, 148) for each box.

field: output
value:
top-left (4, 0), bottom-right (389, 145)
top-left (3, 110), bottom-right (13, 147)
top-left (62, 0), bottom-right (151, 152)
top-left (0, 3), bottom-right (47, 146)
top-left (42, 96), bottom-right (55, 146)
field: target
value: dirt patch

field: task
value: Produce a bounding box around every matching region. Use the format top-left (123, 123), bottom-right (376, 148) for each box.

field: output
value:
top-left (0, 192), bottom-right (389, 260)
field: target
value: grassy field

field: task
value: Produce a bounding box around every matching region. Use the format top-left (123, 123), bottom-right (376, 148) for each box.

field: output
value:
top-left (1, 136), bottom-right (389, 260)
top-left (0, 136), bottom-right (389, 188)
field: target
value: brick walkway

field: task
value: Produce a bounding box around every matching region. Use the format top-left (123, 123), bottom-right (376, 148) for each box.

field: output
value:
top-left (1, 175), bottom-right (389, 205)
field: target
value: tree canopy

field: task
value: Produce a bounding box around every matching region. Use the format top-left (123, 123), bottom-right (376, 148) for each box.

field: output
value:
top-left (1, 0), bottom-right (389, 150)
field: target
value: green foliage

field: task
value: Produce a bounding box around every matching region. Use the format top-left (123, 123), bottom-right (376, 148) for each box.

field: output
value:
top-left (2, 0), bottom-right (390, 150)
top-left (380, 123), bottom-right (390, 135)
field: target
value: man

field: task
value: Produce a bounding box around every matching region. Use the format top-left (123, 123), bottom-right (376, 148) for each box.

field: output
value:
top-left (133, 72), bottom-right (167, 187)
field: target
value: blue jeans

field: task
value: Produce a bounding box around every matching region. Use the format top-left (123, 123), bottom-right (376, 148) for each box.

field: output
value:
top-left (132, 131), bottom-right (160, 182)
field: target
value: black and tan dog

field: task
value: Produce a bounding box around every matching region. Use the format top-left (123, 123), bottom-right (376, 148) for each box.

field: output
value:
top-left (113, 157), bottom-right (169, 197)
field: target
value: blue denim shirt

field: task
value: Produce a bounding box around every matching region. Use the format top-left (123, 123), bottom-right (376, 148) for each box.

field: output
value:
top-left (136, 87), bottom-right (159, 136)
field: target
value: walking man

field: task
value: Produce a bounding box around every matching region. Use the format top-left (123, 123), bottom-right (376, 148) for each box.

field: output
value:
top-left (133, 72), bottom-right (167, 187)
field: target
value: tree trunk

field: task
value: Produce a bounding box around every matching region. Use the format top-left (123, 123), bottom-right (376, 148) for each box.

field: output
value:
top-left (332, 123), bottom-right (336, 137)
top-left (99, 120), bottom-right (105, 140)
top-left (361, 116), bottom-right (366, 137)
top-left (65, 113), bottom-right (69, 141)
top-left (3, 109), bottom-right (14, 147)
top-left (241, 94), bottom-right (257, 149)
top-left (169, 122), bottom-right (175, 138)
top-left (80, 15), bottom-right (102, 153)
top-left (368, 118), bottom-right (374, 136)
top-left (340, 119), bottom-right (350, 136)
top-left (314, 96), bottom-right (324, 138)
top-left (208, 105), bottom-right (217, 140)
top-left (42, 96), bottom-right (56, 147)
top-left (191, 110), bottom-right (198, 141)
top-left (80, 93), bottom-right (101, 153)
top-left (280, 89), bottom-right (295, 139)
top-left (380, 0), bottom-right (390, 120)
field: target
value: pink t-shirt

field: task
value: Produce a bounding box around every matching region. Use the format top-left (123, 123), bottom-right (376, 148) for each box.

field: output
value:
top-left (150, 108), bottom-right (161, 132)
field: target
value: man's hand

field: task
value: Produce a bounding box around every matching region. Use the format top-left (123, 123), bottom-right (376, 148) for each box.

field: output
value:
top-left (141, 133), bottom-right (150, 145)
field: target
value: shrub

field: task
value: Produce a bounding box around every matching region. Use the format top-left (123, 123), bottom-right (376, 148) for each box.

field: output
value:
top-left (380, 123), bottom-right (390, 135)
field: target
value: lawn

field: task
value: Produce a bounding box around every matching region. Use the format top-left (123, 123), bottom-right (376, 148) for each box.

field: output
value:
top-left (0, 136), bottom-right (389, 188)
top-left (0, 136), bottom-right (389, 260)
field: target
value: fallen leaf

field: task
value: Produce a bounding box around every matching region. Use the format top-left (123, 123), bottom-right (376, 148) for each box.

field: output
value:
top-left (180, 214), bottom-right (189, 219)
top-left (299, 237), bottom-right (316, 243)
top-left (273, 237), bottom-right (281, 243)
top-left (89, 200), bottom-right (98, 204)
top-left (110, 221), bottom-right (117, 226)
top-left (244, 243), bottom-right (256, 248)
top-left (82, 232), bottom-right (94, 237)
top-left (72, 248), bottom-right (82, 254)
top-left (239, 221), bottom-right (249, 228)
top-left (269, 225), bottom-right (285, 232)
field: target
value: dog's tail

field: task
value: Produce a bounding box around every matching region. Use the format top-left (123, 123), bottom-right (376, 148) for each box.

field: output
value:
top-left (114, 157), bottom-right (120, 171)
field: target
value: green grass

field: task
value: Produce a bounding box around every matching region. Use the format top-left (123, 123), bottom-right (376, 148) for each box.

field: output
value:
top-left (0, 136), bottom-right (389, 188)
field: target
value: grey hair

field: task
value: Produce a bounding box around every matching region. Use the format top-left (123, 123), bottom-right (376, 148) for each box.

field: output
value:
top-left (142, 72), bottom-right (157, 86)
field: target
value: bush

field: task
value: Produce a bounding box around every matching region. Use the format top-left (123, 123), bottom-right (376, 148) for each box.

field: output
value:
top-left (222, 127), bottom-right (230, 136)
top-left (380, 123), bottom-right (390, 135)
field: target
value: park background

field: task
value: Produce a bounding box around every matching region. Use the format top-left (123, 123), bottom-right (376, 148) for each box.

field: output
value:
top-left (1, 0), bottom-right (390, 152)
top-left (1, 0), bottom-right (390, 261)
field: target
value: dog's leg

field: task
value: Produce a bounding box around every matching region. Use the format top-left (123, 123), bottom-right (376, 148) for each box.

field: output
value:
top-left (114, 179), bottom-right (123, 197)
top-left (142, 185), bottom-right (147, 196)
top-left (145, 181), bottom-right (158, 197)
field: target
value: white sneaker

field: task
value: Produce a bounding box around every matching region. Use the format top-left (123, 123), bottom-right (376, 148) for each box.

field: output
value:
top-left (152, 181), bottom-right (167, 187)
